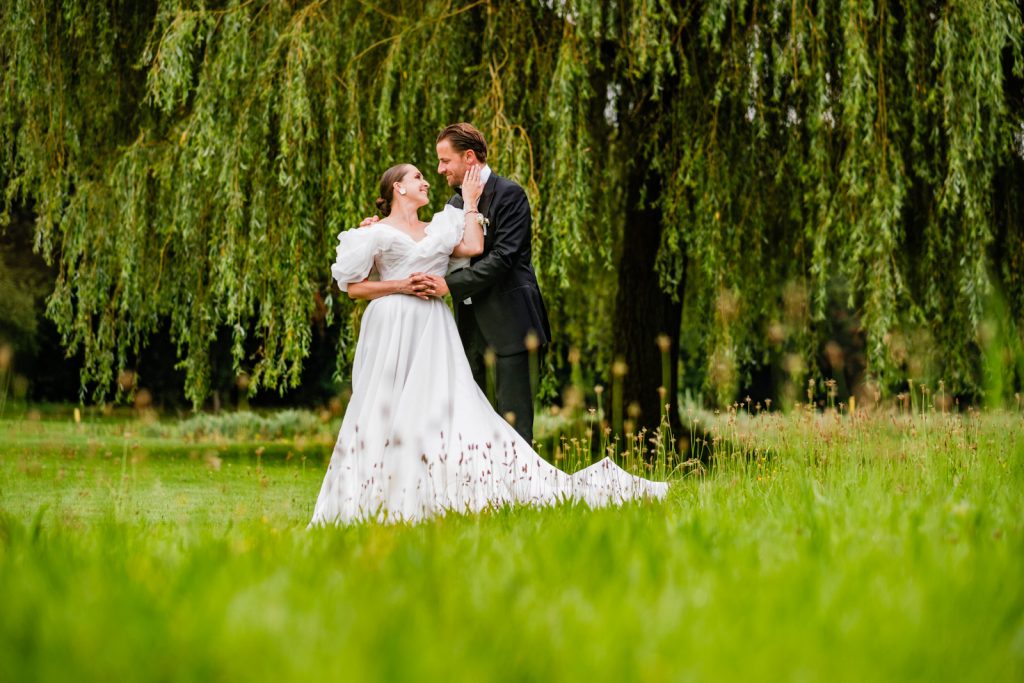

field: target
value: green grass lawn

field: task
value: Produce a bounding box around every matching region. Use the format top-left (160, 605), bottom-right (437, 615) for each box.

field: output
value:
top-left (1, 409), bottom-right (1022, 682)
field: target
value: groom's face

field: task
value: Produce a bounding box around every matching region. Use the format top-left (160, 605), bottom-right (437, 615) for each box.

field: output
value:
top-left (436, 139), bottom-right (474, 188)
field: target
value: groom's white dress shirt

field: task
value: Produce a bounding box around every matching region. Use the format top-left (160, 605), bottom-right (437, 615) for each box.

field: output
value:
top-left (477, 164), bottom-right (492, 190)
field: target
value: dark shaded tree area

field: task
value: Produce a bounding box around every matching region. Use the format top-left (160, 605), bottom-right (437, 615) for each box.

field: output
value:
top-left (1, 0), bottom-right (1022, 429)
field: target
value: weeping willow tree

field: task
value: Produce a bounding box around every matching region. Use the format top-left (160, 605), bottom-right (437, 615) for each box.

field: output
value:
top-left (1, 0), bottom-right (1022, 422)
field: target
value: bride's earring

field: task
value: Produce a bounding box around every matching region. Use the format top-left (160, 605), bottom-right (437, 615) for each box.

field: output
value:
top-left (397, 187), bottom-right (407, 196)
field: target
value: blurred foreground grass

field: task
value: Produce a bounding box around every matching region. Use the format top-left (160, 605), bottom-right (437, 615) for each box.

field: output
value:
top-left (1, 409), bottom-right (1022, 682)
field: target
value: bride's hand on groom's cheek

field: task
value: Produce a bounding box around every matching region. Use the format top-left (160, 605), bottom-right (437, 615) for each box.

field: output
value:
top-left (462, 166), bottom-right (483, 207)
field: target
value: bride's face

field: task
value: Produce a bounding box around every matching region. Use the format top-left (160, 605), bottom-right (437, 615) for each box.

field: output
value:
top-left (396, 166), bottom-right (430, 208)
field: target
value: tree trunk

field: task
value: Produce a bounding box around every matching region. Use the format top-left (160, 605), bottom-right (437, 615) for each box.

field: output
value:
top-left (612, 170), bottom-right (684, 447)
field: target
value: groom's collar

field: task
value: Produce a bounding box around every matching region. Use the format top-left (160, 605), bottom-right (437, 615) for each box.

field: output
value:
top-left (455, 165), bottom-right (492, 196)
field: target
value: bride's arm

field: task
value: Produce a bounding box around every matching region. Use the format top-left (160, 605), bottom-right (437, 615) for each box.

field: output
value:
top-left (452, 207), bottom-right (484, 257)
top-left (347, 276), bottom-right (428, 300)
top-left (452, 211), bottom-right (484, 257)
top-left (452, 165), bottom-right (484, 257)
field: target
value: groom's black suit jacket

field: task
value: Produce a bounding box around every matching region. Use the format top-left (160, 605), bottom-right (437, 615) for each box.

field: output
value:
top-left (446, 173), bottom-right (551, 356)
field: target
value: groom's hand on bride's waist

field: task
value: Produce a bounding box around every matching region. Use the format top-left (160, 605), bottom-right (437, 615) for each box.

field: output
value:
top-left (410, 272), bottom-right (449, 298)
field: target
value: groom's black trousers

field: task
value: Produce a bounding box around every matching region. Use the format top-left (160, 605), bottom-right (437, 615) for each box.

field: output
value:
top-left (459, 305), bottom-right (538, 444)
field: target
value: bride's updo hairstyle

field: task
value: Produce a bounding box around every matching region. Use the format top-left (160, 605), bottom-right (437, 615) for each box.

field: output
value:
top-left (375, 163), bottom-right (412, 217)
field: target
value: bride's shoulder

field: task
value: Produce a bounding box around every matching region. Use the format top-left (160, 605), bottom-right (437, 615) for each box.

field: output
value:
top-left (339, 221), bottom-right (392, 236)
top-left (336, 223), bottom-right (391, 248)
top-left (423, 206), bottom-right (465, 250)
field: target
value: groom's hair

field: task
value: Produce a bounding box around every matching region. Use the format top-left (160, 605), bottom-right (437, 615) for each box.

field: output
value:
top-left (436, 123), bottom-right (488, 163)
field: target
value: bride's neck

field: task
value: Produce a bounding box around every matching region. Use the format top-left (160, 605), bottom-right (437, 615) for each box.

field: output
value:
top-left (387, 202), bottom-right (420, 228)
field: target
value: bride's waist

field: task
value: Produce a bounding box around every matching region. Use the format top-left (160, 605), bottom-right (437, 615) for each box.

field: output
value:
top-left (366, 292), bottom-right (446, 309)
top-left (377, 269), bottom-right (447, 280)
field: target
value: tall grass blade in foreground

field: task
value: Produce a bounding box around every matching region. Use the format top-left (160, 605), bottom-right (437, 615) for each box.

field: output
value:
top-left (0, 411), bottom-right (1021, 681)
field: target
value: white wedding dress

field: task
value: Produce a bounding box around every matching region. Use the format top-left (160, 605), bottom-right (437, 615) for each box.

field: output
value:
top-left (309, 207), bottom-right (668, 525)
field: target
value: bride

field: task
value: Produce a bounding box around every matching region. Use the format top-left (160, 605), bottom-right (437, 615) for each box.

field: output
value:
top-left (309, 163), bottom-right (668, 525)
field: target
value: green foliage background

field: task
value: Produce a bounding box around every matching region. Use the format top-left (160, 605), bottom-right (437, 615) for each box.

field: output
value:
top-left (1, 0), bottom-right (1022, 406)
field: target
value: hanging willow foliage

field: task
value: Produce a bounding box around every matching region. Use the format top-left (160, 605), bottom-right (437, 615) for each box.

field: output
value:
top-left (1, 0), bottom-right (1021, 407)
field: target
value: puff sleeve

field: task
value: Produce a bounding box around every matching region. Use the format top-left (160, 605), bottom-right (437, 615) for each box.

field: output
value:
top-left (429, 205), bottom-right (466, 254)
top-left (330, 227), bottom-right (382, 292)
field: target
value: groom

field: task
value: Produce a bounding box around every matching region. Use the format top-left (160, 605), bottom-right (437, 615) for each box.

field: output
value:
top-left (412, 123), bottom-right (551, 444)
